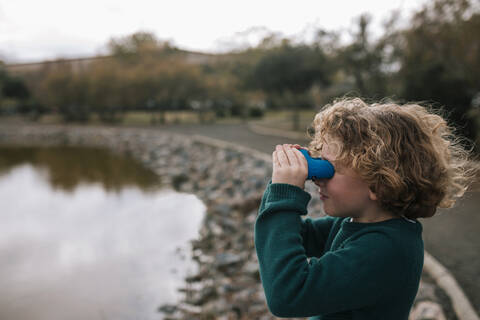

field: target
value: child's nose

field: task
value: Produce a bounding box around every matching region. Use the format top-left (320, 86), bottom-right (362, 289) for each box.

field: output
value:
top-left (312, 177), bottom-right (328, 186)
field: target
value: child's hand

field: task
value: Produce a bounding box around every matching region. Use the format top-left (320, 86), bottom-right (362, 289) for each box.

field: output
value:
top-left (272, 144), bottom-right (308, 189)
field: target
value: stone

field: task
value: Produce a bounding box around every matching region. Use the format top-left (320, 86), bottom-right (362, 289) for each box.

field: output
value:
top-left (243, 261), bottom-right (259, 275)
top-left (158, 304), bottom-right (178, 314)
top-left (218, 217), bottom-right (238, 231)
top-left (409, 301), bottom-right (446, 320)
top-left (248, 303), bottom-right (267, 314)
top-left (186, 286), bottom-right (218, 306)
top-left (212, 203), bottom-right (232, 216)
top-left (214, 253), bottom-right (243, 268)
top-left (171, 173), bottom-right (189, 190)
top-left (415, 280), bottom-right (438, 302)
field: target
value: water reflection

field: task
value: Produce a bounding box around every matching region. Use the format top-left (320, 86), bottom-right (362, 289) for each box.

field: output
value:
top-left (0, 147), bottom-right (205, 320)
top-left (0, 146), bottom-right (160, 192)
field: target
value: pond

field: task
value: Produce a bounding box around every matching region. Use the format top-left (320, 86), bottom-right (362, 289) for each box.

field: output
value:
top-left (0, 146), bottom-right (205, 320)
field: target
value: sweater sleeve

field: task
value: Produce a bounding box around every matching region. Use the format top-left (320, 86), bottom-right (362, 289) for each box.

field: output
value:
top-left (259, 180), bottom-right (333, 258)
top-left (254, 183), bottom-right (405, 318)
top-left (300, 216), bottom-right (335, 257)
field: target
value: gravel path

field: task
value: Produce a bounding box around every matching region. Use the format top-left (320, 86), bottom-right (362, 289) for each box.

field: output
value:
top-left (158, 123), bottom-right (310, 154)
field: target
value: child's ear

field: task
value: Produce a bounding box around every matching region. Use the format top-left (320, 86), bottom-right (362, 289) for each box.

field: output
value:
top-left (368, 189), bottom-right (378, 201)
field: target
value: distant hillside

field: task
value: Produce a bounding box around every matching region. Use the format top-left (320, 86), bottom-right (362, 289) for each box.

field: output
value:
top-left (5, 49), bottom-right (223, 76)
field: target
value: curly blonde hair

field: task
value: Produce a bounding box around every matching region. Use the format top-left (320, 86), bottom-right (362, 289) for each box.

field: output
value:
top-left (307, 97), bottom-right (477, 219)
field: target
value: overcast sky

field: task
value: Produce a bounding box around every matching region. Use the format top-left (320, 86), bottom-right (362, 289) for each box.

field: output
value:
top-left (0, 0), bottom-right (429, 64)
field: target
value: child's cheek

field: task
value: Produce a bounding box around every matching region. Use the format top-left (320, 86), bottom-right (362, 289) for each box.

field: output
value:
top-left (329, 175), bottom-right (349, 194)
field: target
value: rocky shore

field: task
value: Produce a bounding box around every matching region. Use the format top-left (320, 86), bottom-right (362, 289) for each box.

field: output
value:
top-left (0, 124), bottom-right (454, 320)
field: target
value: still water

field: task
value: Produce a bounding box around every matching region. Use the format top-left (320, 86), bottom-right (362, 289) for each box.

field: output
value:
top-left (0, 146), bottom-right (205, 320)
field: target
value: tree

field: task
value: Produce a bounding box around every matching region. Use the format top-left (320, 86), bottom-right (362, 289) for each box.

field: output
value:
top-left (250, 40), bottom-right (331, 130)
top-left (2, 76), bottom-right (30, 100)
top-left (107, 31), bottom-right (178, 64)
top-left (36, 61), bottom-right (90, 122)
top-left (336, 14), bottom-right (394, 98)
top-left (0, 65), bottom-right (46, 118)
top-left (396, 0), bottom-right (480, 142)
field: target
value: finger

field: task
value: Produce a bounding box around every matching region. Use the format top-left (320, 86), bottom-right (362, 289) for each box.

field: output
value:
top-left (284, 144), bottom-right (300, 167)
top-left (272, 150), bottom-right (281, 168)
top-left (276, 145), bottom-right (290, 166)
top-left (294, 144), bottom-right (304, 150)
top-left (287, 144), bottom-right (302, 149)
top-left (293, 148), bottom-right (308, 170)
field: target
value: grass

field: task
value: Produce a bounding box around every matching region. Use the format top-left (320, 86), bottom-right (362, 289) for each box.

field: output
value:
top-left (33, 111), bottom-right (248, 126)
top-left (2, 109), bottom-right (319, 133)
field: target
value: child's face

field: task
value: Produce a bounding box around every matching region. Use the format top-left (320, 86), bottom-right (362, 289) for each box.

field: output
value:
top-left (313, 142), bottom-right (375, 219)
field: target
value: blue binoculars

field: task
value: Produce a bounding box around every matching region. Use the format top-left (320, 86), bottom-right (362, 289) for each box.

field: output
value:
top-left (298, 148), bottom-right (335, 180)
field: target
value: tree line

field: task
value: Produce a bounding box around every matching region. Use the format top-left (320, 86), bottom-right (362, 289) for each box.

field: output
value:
top-left (1, 0), bottom-right (479, 144)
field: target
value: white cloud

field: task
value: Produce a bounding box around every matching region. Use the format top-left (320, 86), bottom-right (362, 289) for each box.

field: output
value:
top-left (0, 0), bottom-right (429, 63)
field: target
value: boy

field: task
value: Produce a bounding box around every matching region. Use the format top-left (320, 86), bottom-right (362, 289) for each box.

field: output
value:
top-left (254, 98), bottom-right (474, 319)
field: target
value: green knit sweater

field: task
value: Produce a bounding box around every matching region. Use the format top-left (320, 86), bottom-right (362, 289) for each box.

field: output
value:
top-left (254, 182), bottom-right (424, 320)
